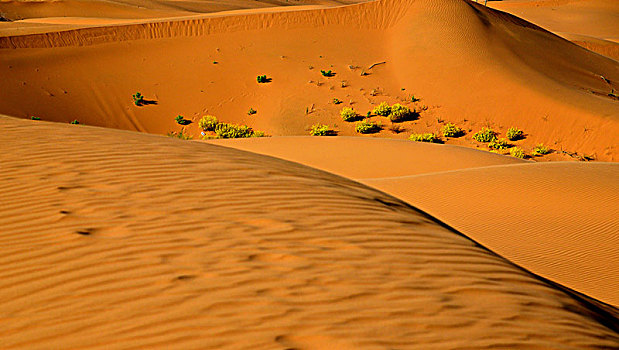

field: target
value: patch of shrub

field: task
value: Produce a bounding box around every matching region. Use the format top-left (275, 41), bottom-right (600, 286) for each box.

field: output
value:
top-left (132, 92), bottom-right (144, 106)
top-left (355, 120), bottom-right (382, 134)
top-left (372, 102), bottom-right (391, 117)
top-left (389, 104), bottom-right (414, 122)
top-left (198, 115), bottom-right (218, 131)
top-left (410, 95), bottom-right (420, 102)
top-left (167, 129), bottom-right (192, 140)
top-left (31, 116), bottom-right (41, 120)
top-left (215, 123), bottom-right (254, 138)
top-left (333, 98), bottom-right (342, 105)
top-left (441, 123), bottom-right (464, 138)
top-left (510, 147), bottom-right (526, 159)
top-left (256, 75), bottom-right (271, 83)
top-left (532, 143), bottom-right (551, 156)
top-left (310, 123), bottom-right (336, 136)
top-left (320, 70), bottom-right (335, 77)
top-left (70, 120), bottom-right (80, 125)
top-left (506, 127), bottom-right (524, 141)
top-left (473, 127), bottom-right (496, 142)
top-left (488, 138), bottom-right (510, 150)
top-left (175, 115), bottom-right (191, 125)
top-left (248, 108), bottom-right (257, 115)
top-left (409, 133), bottom-right (441, 143)
top-left (340, 107), bottom-right (358, 122)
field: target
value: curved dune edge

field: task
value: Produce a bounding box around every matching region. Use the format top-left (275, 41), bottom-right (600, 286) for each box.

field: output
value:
top-left (364, 162), bottom-right (619, 307)
top-left (1, 115), bottom-right (618, 348)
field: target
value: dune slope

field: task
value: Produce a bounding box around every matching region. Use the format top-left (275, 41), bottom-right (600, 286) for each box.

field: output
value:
top-left (0, 0), bottom-right (617, 160)
top-left (0, 115), bottom-right (618, 348)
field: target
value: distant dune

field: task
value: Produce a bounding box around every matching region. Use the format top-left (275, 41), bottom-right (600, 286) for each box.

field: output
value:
top-left (0, 115), bottom-right (618, 349)
top-left (0, 0), bottom-right (617, 160)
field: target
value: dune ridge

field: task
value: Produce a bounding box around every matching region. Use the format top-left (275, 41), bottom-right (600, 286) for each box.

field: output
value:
top-left (0, 115), bottom-right (618, 349)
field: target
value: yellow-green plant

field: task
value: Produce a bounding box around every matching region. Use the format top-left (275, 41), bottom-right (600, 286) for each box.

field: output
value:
top-left (532, 143), bottom-right (550, 156)
top-left (510, 147), bottom-right (526, 158)
top-left (310, 123), bottom-right (335, 136)
top-left (198, 115), bottom-right (219, 131)
top-left (409, 133), bottom-right (440, 143)
top-left (441, 123), bottom-right (464, 138)
top-left (473, 127), bottom-right (496, 142)
top-left (372, 102), bottom-right (391, 117)
top-left (488, 138), bottom-right (509, 150)
top-left (506, 127), bottom-right (524, 141)
top-left (355, 120), bottom-right (381, 134)
top-left (389, 103), bottom-right (413, 122)
top-left (340, 107), bottom-right (358, 122)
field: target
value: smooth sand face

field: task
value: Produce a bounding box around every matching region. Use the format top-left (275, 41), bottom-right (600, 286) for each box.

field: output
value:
top-left (0, 0), bottom-right (617, 161)
top-left (1, 115), bottom-right (618, 349)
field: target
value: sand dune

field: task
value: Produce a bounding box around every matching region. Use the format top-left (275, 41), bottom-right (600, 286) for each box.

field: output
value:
top-left (0, 115), bottom-right (618, 349)
top-left (0, 0), bottom-right (617, 160)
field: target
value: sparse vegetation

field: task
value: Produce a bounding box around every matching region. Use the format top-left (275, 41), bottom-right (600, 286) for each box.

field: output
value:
top-left (488, 138), bottom-right (510, 150)
top-left (310, 123), bottom-right (336, 136)
top-left (388, 124), bottom-right (405, 134)
top-left (410, 95), bottom-right (420, 102)
top-left (532, 143), bottom-right (551, 156)
top-left (320, 70), bottom-right (335, 77)
top-left (372, 102), bottom-right (391, 117)
top-left (355, 120), bottom-right (382, 134)
top-left (175, 115), bottom-right (191, 125)
top-left (389, 104), bottom-right (414, 122)
top-left (340, 107), bottom-right (358, 122)
top-left (167, 128), bottom-right (192, 140)
top-left (506, 127), bottom-right (524, 141)
top-left (409, 133), bottom-right (440, 143)
top-left (248, 108), bottom-right (257, 115)
top-left (441, 123), bottom-right (464, 138)
top-left (70, 120), bottom-right (80, 125)
top-left (473, 127), bottom-right (496, 143)
top-left (30, 116), bottom-right (41, 120)
top-left (332, 98), bottom-right (342, 105)
top-left (132, 92), bottom-right (144, 106)
top-left (256, 75), bottom-right (270, 83)
top-left (510, 147), bottom-right (526, 159)
top-left (198, 115), bottom-right (218, 131)
top-left (215, 123), bottom-right (257, 138)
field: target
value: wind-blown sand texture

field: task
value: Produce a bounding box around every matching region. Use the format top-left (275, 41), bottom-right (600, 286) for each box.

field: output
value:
top-left (0, 0), bottom-right (617, 160)
top-left (1, 115), bottom-right (618, 349)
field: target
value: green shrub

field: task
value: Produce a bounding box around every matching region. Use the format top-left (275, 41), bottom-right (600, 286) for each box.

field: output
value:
top-left (488, 138), bottom-right (509, 150)
top-left (389, 103), bottom-right (414, 122)
top-left (256, 75), bottom-right (270, 83)
top-left (248, 108), bottom-right (257, 116)
top-left (167, 128), bottom-right (192, 140)
top-left (355, 120), bottom-right (381, 134)
top-left (215, 123), bottom-right (255, 138)
top-left (532, 144), bottom-right (551, 156)
top-left (410, 95), bottom-right (420, 102)
top-left (252, 130), bottom-right (267, 138)
top-left (510, 147), bottom-right (526, 159)
top-left (340, 107), bottom-right (358, 122)
top-left (310, 123), bottom-right (335, 136)
top-left (506, 127), bottom-right (524, 141)
top-left (320, 70), bottom-right (335, 77)
top-left (175, 115), bottom-right (191, 125)
top-left (132, 92), bottom-right (144, 106)
top-left (473, 127), bottom-right (496, 142)
top-left (441, 123), bottom-right (464, 138)
top-left (409, 133), bottom-right (440, 143)
top-left (31, 116), bottom-right (41, 120)
top-left (70, 120), bottom-right (80, 125)
top-left (333, 98), bottom-right (342, 105)
top-left (372, 102), bottom-right (391, 117)
top-left (198, 115), bottom-right (218, 131)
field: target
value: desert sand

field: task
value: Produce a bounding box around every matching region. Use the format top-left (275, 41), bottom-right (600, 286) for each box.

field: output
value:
top-left (1, 0), bottom-right (619, 348)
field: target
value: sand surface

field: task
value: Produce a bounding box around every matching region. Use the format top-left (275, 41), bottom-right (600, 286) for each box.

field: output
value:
top-left (1, 115), bottom-right (618, 349)
top-left (0, 0), bottom-right (617, 161)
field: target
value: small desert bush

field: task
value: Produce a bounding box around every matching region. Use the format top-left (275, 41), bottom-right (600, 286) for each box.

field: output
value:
top-left (132, 92), bottom-right (144, 106)
top-left (532, 143), bottom-right (551, 156)
top-left (340, 107), bottom-right (358, 122)
top-left (31, 116), bottom-right (41, 120)
top-left (175, 115), bottom-right (191, 125)
top-left (488, 138), bottom-right (509, 150)
top-left (247, 108), bottom-right (257, 115)
top-left (214, 123), bottom-right (255, 138)
top-left (409, 133), bottom-right (440, 143)
top-left (256, 75), bottom-right (270, 83)
top-left (310, 123), bottom-right (335, 136)
top-left (510, 147), bottom-right (526, 159)
top-left (372, 102), bottom-right (391, 117)
top-left (506, 127), bottom-right (524, 141)
top-left (355, 120), bottom-right (381, 134)
top-left (473, 127), bottom-right (496, 142)
top-left (441, 123), bottom-right (464, 138)
top-left (167, 129), bottom-right (192, 140)
top-left (70, 120), bottom-right (80, 125)
top-left (320, 70), bottom-right (335, 77)
top-left (198, 115), bottom-right (219, 131)
top-left (389, 103), bottom-right (413, 122)
top-left (333, 98), bottom-right (342, 105)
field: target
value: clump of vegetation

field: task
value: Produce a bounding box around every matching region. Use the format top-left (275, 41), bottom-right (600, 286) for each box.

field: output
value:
top-left (333, 98), bottom-right (342, 105)
top-left (132, 92), bottom-right (144, 106)
top-left (488, 138), bottom-right (510, 150)
top-left (70, 120), bottom-right (80, 125)
top-left (355, 120), bottom-right (382, 134)
top-left (175, 115), bottom-right (191, 125)
top-left (167, 128), bottom-right (192, 140)
top-left (340, 107), bottom-right (358, 122)
top-left (410, 95), bottom-right (420, 102)
top-left (30, 116), bottom-right (41, 120)
top-left (506, 127), bottom-right (524, 141)
top-left (409, 133), bottom-right (441, 143)
top-left (389, 124), bottom-right (405, 134)
top-left (320, 70), bottom-right (335, 77)
top-left (509, 147), bottom-right (526, 159)
top-left (248, 108), bottom-right (257, 116)
top-left (441, 123), bottom-right (464, 138)
top-left (215, 123), bottom-right (256, 138)
top-left (389, 104), bottom-right (414, 122)
top-left (198, 115), bottom-right (218, 131)
top-left (372, 102), bottom-right (391, 117)
top-left (310, 123), bottom-right (336, 136)
top-left (256, 75), bottom-right (271, 83)
top-left (473, 127), bottom-right (496, 142)
top-left (532, 143), bottom-right (551, 156)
